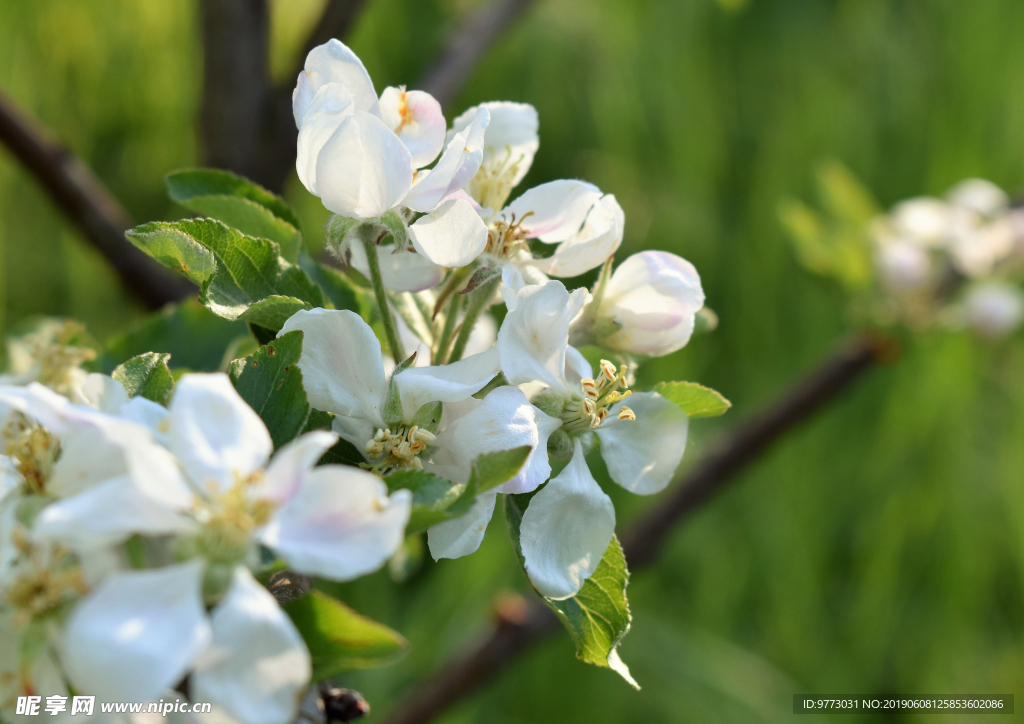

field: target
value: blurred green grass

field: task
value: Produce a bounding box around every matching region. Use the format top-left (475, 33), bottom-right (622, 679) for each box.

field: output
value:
top-left (3, 0), bottom-right (1024, 721)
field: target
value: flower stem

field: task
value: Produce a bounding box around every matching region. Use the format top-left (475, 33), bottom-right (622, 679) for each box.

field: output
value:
top-left (447, 277), bottom-right (499, 363)
top-left (433, 292), bottom-right (463, 365)
top-left (359, 223), bottom-right (406, 363)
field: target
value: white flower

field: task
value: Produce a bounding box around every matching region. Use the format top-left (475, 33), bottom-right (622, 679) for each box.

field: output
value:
top-left (294, 40), bottom-right (490, 268)
top-left (0, 320), bottom-right (95, 400)
top-left (48, 373), bottom-right (409, 723)
top-left (585, 251), bottom-right (705, 357)
top-left (947, 178), bottom-right (1009, 219)
top-left (452, 101), bottom-right (624, 278)
top-left (961, 282), bottom-right (1024, 339)
top-left (875, 237), bottom-right (933, 294)
top-left (495, 278), bottom-right (688, 598)
top-left (889, 197), bottom-right (951, 247)
top-left (279, 308), bottom-right (560, 558)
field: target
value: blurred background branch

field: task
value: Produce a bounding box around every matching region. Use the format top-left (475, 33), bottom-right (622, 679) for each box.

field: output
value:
top-left (379, 335), bottom-right (892, 724)
top-left (0, 89), bottom-right (193, 310)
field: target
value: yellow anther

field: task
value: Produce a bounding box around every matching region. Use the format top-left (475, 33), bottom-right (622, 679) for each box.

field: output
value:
top-left (617, 406), bottom-right (636, 422)
top-left (600, 360), bottom-right (617, 382)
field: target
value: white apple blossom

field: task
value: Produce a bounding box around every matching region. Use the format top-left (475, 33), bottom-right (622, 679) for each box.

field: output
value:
top-left (574, 251), bottom-right (706, 357)
top-left (491, 276), bottom-right (688, 598)
top-left (961, 282), bottom-right (1024, 339)
top-left (449, 102), bottom-right (625, 279)
top-left (293, 40), bottom-right (490, 270)
top-left (0, 320), bottom-right (96, 400)
top-left (31, 373), bottom-right (409, 724)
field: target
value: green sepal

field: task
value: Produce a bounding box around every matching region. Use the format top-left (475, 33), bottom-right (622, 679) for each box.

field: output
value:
top-left (386, 469), bottom-right (465, 534)
top-left (381, 352), bottom-right (419, 428)
top-left (379, 210), bottom-right (409, 249)
top-left (410, 401), bottom-right (442, 434)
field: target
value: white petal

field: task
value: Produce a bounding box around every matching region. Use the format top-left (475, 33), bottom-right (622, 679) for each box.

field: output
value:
top-left (192, 568), bottom-right (310, 724)
top-left (564, 345), bottom-right (593, 385)
top-left (890, 197), bottom-right (950, 246)
top-left (316, 112), bottom-right (412, 220)
top-left (63, 561), bottom-right (211, 701)
top-left (533, 194), bottom-right (625, 278)
top-left (497, 280), bottom-right (587, 393)
top-left (947, 178), bottom-right (1009, 217)
top-left (74, 373), bottom-right (129, 412)
top-left (257, 431), bottom-right (339, 504)
top-left (118, 396), bottom-right (172, 447)
top-left (451, 102), bottom-right (539, 189)
top-left (260, 466), bottom-right (411, 581)
top-left (295, 39), bottom-right (379, 126)
top-left (295, 82), bottom-right (355, 195)
top-left (33, 476), bottom-right (196, 550)
top-left (169, 374), bottom-right (272, 493)
top-left (504, 180), bottom-right (602, 242)
top-left (463, 313), bottom-right (498, 357)
top-left (403, 107), bottom-right (490, 213)
top-left (347, 241), bottom-right (444, 292)
top-left (520, 441), bottom-right (615, 599)
top-left (408, 198), bottom-right (489, 267)
top-left (426, 491), bottom-right (496, 560)
top-left (600, 250), bottom-right (706, 357)
top-left (279, 309), bottom-right (387, 426)
top-left (435, 386), bottom-right (559, 494)
top-left (962, 281), bottom-right (1024, 339)
top-left (596, 391), bottom-right (688, 494)
top-left (395, 348), bottom-right (499, 420)
top-left (379, 87), bottom-right (446, 169)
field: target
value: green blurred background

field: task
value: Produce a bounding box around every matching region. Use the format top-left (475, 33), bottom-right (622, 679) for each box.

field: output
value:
top-left (4, 0), bottom-right (1024, 721)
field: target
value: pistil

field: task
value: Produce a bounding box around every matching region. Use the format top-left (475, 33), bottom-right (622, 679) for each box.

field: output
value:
top-left (363, 425), bottom-right (436, 475)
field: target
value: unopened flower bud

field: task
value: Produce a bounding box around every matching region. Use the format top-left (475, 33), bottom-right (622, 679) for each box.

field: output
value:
top-left (594, 251), bottom-right (705, 357)
top-left (962, 282), bottom-right (1024, 339)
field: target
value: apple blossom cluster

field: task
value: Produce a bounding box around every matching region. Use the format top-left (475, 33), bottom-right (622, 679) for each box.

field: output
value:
top-left (290, 39), bottom-right (708, 599)
top-left (1, 37), bottom-right (718, 722)
top-left (871, 179), bottom-right (1024, 337)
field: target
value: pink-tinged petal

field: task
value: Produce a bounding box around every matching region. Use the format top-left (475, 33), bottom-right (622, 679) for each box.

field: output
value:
top-left (63, 561), bottom-right (211, 701)
top-left (520, 441), bottom-right (615, 599)
top-left (192, 568), bottom-right (310, 724)
top-left (316, 112), bottom-right (413, 220)
top-left (504, 180), bottom-right (602, 242)
top-left (380, 87), bottom-right (446, 169)
top-left (257, 431), bottom-right (339, 504)
top-left (408, 198), bottom-right (489, 268)
top-left (261, 466), bottom-right (411, 581)
top-left (279, 309), bottom-right (387, 426)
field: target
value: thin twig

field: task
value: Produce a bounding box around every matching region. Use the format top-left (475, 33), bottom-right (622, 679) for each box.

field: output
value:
top-left (417, 0), bottom-right (538, 108)
top-left (0, 90), bottom-right (194, 309)
top-left (379, 335), bottom-right (894, 724)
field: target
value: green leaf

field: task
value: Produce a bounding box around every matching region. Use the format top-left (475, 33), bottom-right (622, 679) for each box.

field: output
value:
top-left (127, 219), bottom-right (325, 322)
top-left (652, 381), bottom-right (731, 418)
top-left (298, 250), bottom-right (371, 315)
top-left (238, 295), bottom-right (312, 331)
top-left (318, 437), bottom-right (364, 467)
top-left (228, 330), bottom-right (309, 448)
top-left (167, 168), bottom-right (302, 261)
top-left (505, 493), bottom-right (637, 688)
top-left (302, 408), bottom-right (334, 434)
top-left (386, 469), bottom-right (465, 534)
top-left (112, 352), bottom-right (174, 405)
top-left (100, 299), bottom-right (249, 373)
top-left (283, 589), bottom-right (407, 680)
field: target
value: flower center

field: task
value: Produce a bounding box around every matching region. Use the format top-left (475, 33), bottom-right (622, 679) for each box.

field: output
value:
top-left (15, 320), bottom-right (96, 396)
top-left (560, 360), bottom-right (636, 436)
top-left (363, 425), bottom-right (435, 475)
top-left (4, 538), bottom-right (86, 627)
top-left (196, 472), bottom-right (275, 564)
top-left (485, 211), bottom-right (535, 259)
top-left (4, 415), bottom-right (60, 496)
top-left (471, 147), bottom-right (526, 213)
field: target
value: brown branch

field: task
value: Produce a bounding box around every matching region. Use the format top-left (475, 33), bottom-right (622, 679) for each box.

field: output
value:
top-left (416, 0), bottom-right (537, 108)
top-left (0, 90), bottom-right (194, 310)
top-left (379, 335), bottom-right (894, 724)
